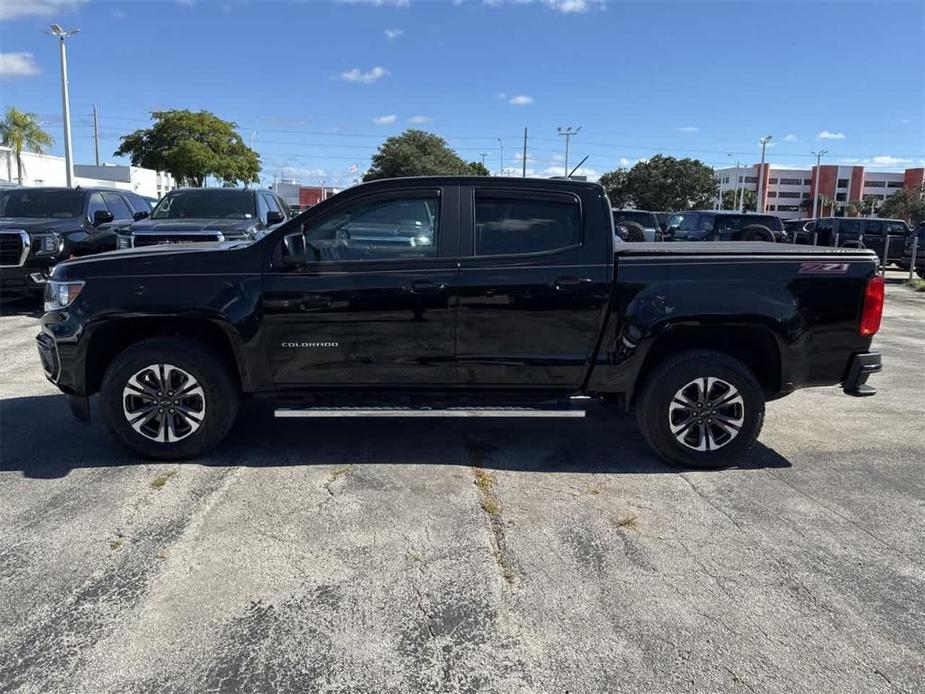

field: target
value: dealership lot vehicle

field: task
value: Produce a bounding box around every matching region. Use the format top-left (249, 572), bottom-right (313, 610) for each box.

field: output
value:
top-left (666, 211), bottom-right (787, 242)
top-left (611, 209), bottom-right (661, 241)
top-left (38, 177), bottom-right (883, 469)
top-left (0, 186), bottom-right (149, 296)
top-left (896, 222), bottom-right (924, 277)
top-left (116, 187), bottom-right (290, 248)
top-left (803, 217), bottom-right (912, 262)
top-left (0, 275), bottom-right (922, 693)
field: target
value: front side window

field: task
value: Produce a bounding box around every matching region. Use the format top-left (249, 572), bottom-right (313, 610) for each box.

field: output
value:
top-left (305, 195), bottom-right (439, 262)
top-left (884, 221), bottom-right (909, 235)
top-left (152, 190), bottom-right (256, 220)
top-left (475, 194), bottom-right (579, 256)
top-left (102, 193), bottom-right (132, 220)
top-left (0, 189), bottom-right (84, 218)
top-left (87, 193), bottom-right (108, 220)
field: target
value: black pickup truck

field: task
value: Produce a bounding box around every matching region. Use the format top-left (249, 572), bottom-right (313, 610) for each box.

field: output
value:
top-left (36, 177), bottom-right (884, 469)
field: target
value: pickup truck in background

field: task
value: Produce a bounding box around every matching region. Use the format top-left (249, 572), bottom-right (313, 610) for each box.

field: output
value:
top-left (37, 177), bottom-right (884, 469)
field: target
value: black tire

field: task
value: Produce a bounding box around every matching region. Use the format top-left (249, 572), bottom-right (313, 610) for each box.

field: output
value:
top-left (635, 350), bottom-right (765, 469)
top-left (740, 224), bottom-right (774, 242)
top-left (617, 220), bottom-right (646, 242)
top-left (100, 337), bottom-right (240, 460)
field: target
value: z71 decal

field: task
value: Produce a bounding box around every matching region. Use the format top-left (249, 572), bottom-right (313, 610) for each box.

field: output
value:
top-left (799, 262), bottom-right (850, 274)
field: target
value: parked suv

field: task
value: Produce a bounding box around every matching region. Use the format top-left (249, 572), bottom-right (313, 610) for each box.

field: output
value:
top-left (666, 211), bottom-right (786, 242)
top-left (803, 217), bottom-right (910, 262)
top-left (896, 222), bottom-right (924, 278)
top-left (0, 186), bottom-right (149, 296)
top-left (117, 188), bottom-right (290, 248)
top-left (611, 209), bottom-right (660, 242)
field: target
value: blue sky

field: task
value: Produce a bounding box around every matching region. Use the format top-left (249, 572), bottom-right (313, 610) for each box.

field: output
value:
top-left (1, 0), bottom-right (923, 187)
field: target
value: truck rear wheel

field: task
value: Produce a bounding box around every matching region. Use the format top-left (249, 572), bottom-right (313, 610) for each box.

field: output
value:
top-left (100, 337), bottom-right (239, 460)
top-left (635, 351), bottom-right (765, 469)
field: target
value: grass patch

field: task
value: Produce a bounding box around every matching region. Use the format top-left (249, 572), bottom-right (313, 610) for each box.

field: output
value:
top-left (150, 469), bottom-right (177, 490)
top-left (328, 465), bottom-right (353, 483)
top-left (109, 539), bottom-right (124, 551)
top-left (906, 278), bottom-right (925, 292)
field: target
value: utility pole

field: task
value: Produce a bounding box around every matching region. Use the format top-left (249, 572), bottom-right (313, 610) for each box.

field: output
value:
top-left (92, 105), bottom-right (100, 166)
top-left (757, 135), bottom-right (772, 213)
top-left (557, 126), bottom-right (581, 178)
top-left (497, 138), bottom-right (503, 176)
top-left (522, 127), bottom-right (528, 178)
top-left (480, 152), bottom-right (488, 167)
top-left (811, 149), bottom-right (828, 219)
top-left (47, 24), bottom-right (79, 187)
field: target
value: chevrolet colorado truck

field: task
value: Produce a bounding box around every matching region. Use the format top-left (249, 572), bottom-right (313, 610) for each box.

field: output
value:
top-left (36, 177), bottom-right (884, 468)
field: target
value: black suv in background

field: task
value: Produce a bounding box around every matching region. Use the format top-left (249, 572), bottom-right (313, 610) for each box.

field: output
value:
top-left (117, 188), bottom-right (290, 248)
top-left (665, 211), bottom-right (786, 242)
top-left (802, 217), bottom-right (910, 261)
top-left (0, 186), bottom-right (150, 296)
top-left (896, 222), bottom-right (924, 277)
top-left (611, 209), bottom-right (661, 241)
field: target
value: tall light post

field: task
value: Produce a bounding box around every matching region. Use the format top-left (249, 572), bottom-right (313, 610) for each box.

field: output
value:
top-left (726, 153), bottom-right (741, 211)
top-left (557, 126), bottom-right (581, 177)
top-left (46, 25), bottom-right (79, 187)
top-left (811, 149), bottom-right (828, 219)
top-left (497, 138), bottom-right (503, 176)
top-left (757, 135), bottom-right (772, 213)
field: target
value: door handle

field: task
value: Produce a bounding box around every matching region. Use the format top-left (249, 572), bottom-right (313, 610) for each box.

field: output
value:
top-left (405, 279), bottom-right (448, 294)
top-left (551, 276), bottom-right (591, 291)
top-left (300, 295), bottom-right (333, 310)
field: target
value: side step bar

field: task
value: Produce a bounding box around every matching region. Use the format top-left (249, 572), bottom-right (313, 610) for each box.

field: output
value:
top-left (275, 406), bottom-right (586, 418)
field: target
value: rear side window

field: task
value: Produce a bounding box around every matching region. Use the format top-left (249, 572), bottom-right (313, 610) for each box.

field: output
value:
top-left (475, 194), bottom-right (580, 256)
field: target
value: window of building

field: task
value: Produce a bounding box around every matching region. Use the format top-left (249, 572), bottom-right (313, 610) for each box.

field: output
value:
top-left (865, 180), bottom-right (886, 188)
top-left (475, 194), bottom-right (580, 256)
top-left (305, 194), bottom-right (440, 261)
top-left (803, 179), bottom-right (813, 185)
top-left (744, 176), bottom-right (757, 183)
top-left (887, 181), bottom-right (905, 188)
top-left (779, 178), bottom-right (803, 186)
top-left (768, 178), bottom-right (778, 184)
top-left (778, 192), bottom-right (802, 198)
top-left (767, 191), bottom-right (777, 197)
top-left (836, 192), bottom-right (847, 201)
top-left (837, 179), bottom-right (849, 188)
top-left (767, 205), bottom-right (776, 211)
top-left (777, 205), bottom-right (801, 212)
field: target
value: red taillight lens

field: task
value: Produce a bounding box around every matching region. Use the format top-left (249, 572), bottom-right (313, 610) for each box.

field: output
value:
top-left (859, 275), bottom-right (884, 337)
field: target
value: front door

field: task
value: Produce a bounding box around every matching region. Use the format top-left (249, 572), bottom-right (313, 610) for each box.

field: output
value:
top-left (262, 187), bottom-right (459, 386)
top-left (456, 186), bottom-right (612, 388)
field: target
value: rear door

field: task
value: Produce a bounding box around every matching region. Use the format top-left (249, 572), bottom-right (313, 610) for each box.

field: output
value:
top-left (262, 186), bottom-right (459, 386)
top-left (456, 185), bottom-right (612, 388)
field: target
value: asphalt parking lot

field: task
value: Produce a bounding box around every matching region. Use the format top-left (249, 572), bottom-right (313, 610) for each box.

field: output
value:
top-left (1, 272), bottom-right (923, 694)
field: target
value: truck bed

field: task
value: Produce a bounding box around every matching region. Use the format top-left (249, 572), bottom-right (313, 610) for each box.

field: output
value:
top-left (615, 242), bottom-right (878, 257)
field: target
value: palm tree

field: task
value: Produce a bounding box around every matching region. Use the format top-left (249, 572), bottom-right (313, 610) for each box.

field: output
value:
top-left (0, 107), bottom-right (54, 185)
top-left (722, 188), bottom-right (756, 211)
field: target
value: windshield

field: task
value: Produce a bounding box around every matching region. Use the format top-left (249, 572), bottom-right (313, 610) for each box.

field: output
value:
top-left (0, 189), bottom-right (84, 219)
top-left (613, 211), bottom-right (656, 227)
top-left (152, 190), bottom-right (256, 220)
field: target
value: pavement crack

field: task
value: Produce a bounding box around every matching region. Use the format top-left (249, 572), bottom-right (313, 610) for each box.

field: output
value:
top-left (678, 473), bottom-right (747, 533)
top-left (470, 464), bottom-right (516, 586)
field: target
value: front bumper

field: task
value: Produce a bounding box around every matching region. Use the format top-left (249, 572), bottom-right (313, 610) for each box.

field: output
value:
top-left (843, 352), bottom-right (881, 397)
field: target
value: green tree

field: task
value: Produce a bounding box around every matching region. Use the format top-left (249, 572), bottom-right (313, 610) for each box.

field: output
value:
top-left (848, 195), bottom-right (878, 218)
top-left (364, 130), bottom-right (475, 181)
top-left (0, 107), bottom-right (54, 185)
top-left (721, 188), bottom-right (757, 211)
top-left (114, 110), bottom-right (259, 187)
top-left (622, 155), bottom-right (718, 211)
top-left (879, 188), bottom-right (925, 224)
top-left (468, 160), bottom-right (491, 176)
top-left (598, 168), bottom-right (630, 208)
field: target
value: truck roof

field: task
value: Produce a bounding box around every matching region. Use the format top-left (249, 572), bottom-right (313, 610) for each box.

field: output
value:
top-left (350, 176), bottom-right (604, 193)
top-left (615, 242), bottom-right (879, 257)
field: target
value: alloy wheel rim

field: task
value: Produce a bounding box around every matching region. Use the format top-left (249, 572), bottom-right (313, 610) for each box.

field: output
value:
top-left (122, 364), bottom-right (205, 443)
top-left (668, 377), bottom-right (745, 452)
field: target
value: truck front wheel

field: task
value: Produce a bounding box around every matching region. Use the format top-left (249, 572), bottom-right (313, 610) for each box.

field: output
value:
top-left (100, 337), bottom-right (240, 460)
top-left (635, 351), bottom-right (765, 469)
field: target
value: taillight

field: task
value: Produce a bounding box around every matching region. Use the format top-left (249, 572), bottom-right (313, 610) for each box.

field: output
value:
top-left (859, 275), bottom-right (884, 337)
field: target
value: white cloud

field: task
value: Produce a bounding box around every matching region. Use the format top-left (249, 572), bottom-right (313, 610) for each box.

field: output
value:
top-left (817, 130), bottom-right (845, 140)
top-left (339, 66), bottom-right (390, 84)
top-left (482, 0), bottom-right (605, 13)
top-left (618, 157), bottom-right (632, 167)
top-left (898, 118), bottom-right (911, 125)
top-left (336, 0), bottom-right (410, 6)
top-left (384, 28), bottom-right (404, 40)
top-left (783, 133), bottom-right (798, 142)
top-left (0, 0), bottom-right (85, 21)
top-left (373, 114), bottom-right (397, 125)
top-left (0, 52), bottom-right (39, 79)
top-left (870, 155), bottom-right (912, 167)
top-left (508, 94), bottom-right (533, 106)
top-left (408, 115), bottom-right (429, 124)
top-left (678, 126), bottom-right (699, 133)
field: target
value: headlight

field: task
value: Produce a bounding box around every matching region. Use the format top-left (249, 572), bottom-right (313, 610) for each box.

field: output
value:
top-left (117, 235), bottom-right (133, 249)
top-left (44, 280), bottom-right (85, 312)
top-left (34, 233), bottom-right (61, 255)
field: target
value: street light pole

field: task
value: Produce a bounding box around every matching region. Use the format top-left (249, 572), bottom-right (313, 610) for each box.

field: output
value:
top-left (757, 135), bottom-right (772, 213)
top-left (497, 138), bottom-right (503, 176)
top-left (47, 24), bottom-right (79, 187)
top-left (811, 149), bottom-right (828, 219)
top-left (557, 126), bottom-right (581, 178)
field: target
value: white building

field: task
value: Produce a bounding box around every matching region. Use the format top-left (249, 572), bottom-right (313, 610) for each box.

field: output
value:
top-left (714, 163), bottom-right (923, 219)
top-left (0, 146), bottom-right (175, 199)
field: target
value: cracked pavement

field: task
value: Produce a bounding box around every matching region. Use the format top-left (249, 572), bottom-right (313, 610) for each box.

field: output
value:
top-left (1, 272), bottom-right (923, 693)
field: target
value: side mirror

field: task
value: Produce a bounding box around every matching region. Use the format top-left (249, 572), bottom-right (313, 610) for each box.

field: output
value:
top-left (280, 232), bottom-right (307, 266)
top-left (267, 210), bottom-right (285, 226)
top-left (93, 210), bottom-right (115, 226)
top-left (133, 210), bottom-right (150, 221)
